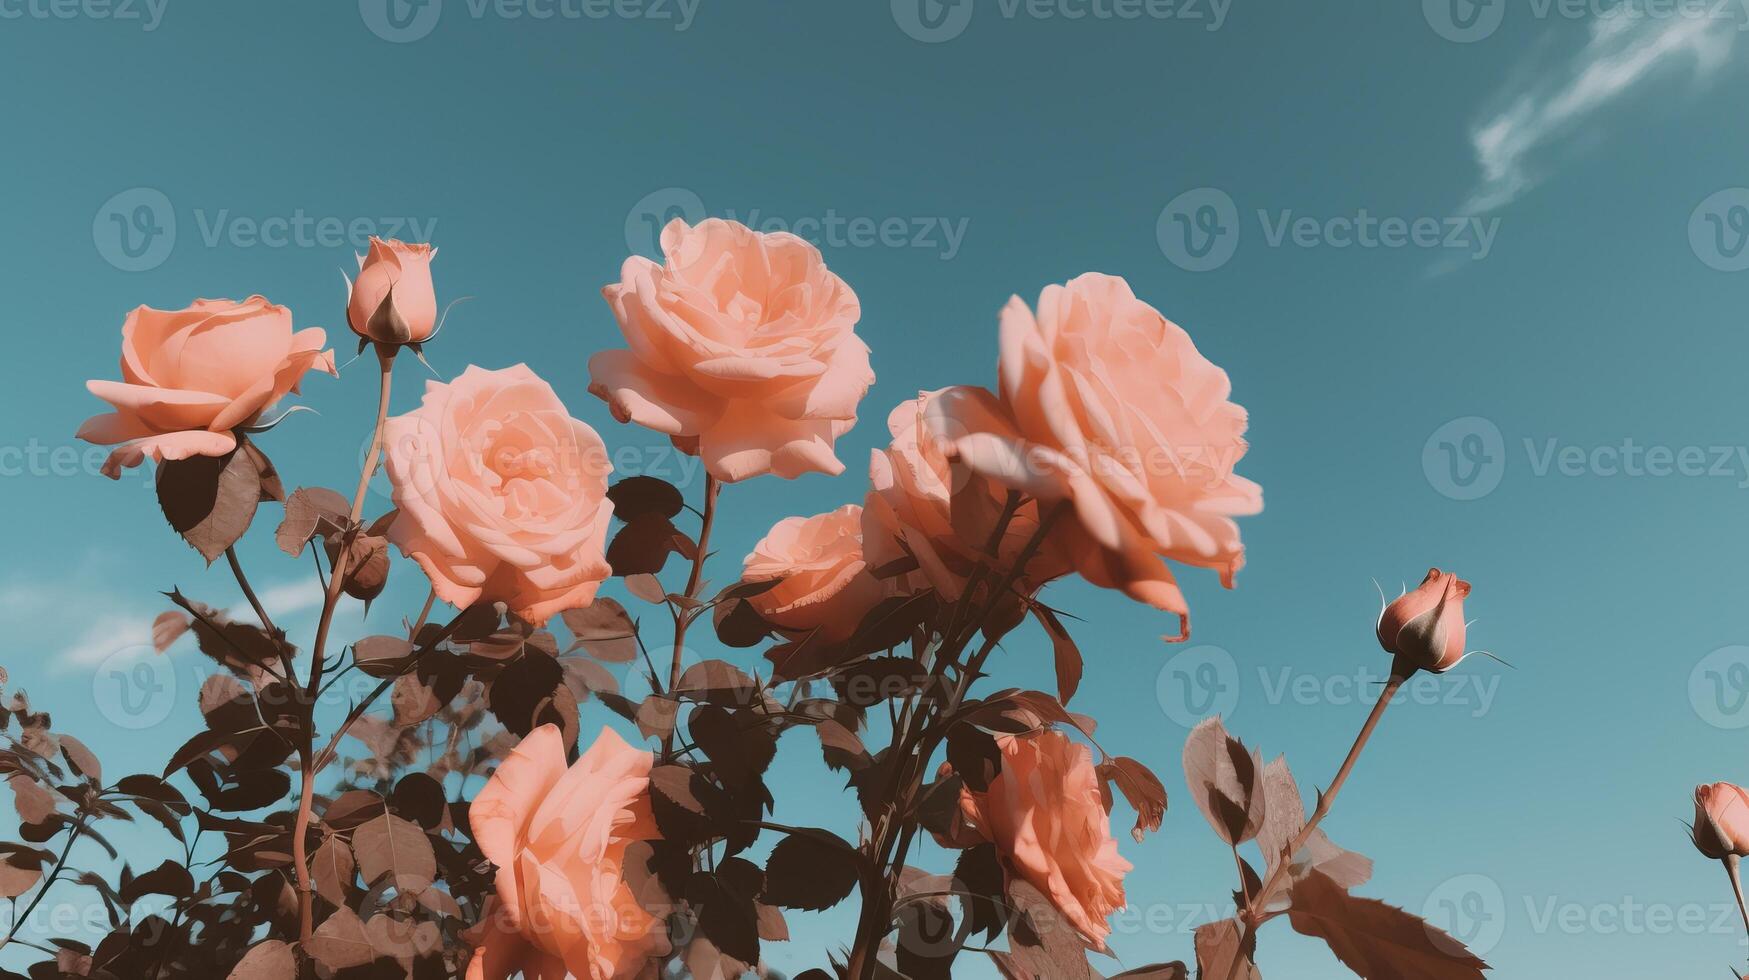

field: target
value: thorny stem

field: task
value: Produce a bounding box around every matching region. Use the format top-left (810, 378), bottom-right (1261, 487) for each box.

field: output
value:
top-left (1726, 856), bottom-right (1749, 956)
top-left (293, 345), bottom-right (394, 944)
top-left (225, 546), bottom-right (276, 636)
top-left (662, 474), bottom-right (719, 760)
top-left (845, 500), bottom-right (1065, 980)
top-left (2, 814), bottom-right (86, 950)
top-left (1223, 671), bottom-right (1407, 980)
top-left (312, 607), bottom-right (472, 774)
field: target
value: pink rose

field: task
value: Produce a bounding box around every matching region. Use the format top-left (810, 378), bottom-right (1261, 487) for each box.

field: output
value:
top-left (384, 364), bottom-right (614, 626)
top-left (1376, 568), bottom-right (1471, 673)
top-left (590, 218), bottom-right (873, 482)
top-left (347, 237), bottom-right (439, 346)
top-left (925, 273), bottom-right (1262, 639)
top-left (956, 730), bottom-right (1131, 946)
top-left (742, 504), bottom-right (887, 643)
top-left (77, 296), bottom-right (335, 479)
top-left (468, 725), bottom-right (668, 980)
top-left (1693, 782), bottom-right (1749, 860)
top-left (863, 390), bottom-right (1065, 601)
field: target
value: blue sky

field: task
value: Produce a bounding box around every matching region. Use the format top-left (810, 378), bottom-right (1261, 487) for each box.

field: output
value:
top-left (4, 0), bottom-right (1749, 975)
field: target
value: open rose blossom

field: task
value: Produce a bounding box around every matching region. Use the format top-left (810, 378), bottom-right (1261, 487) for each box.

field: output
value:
top-left (590, 218), bottom-right (873, 483)
top-left (384, 364), bottom-right (614, 626)
top-left (347, 237), bottom-right (439, 346)
top-left (467, 725), bottom-right (668, 980)
top-left (925, 273), bottom-right (1262, 640)
top-left (742, 504), bottom-right (886, 642)
top-left (77, 297), bottom-right (335, 478)
top-left (1377, 568), bottom-right (1471, 674)
top-left (956, 730), bottom-right (1131, 947)
top-left (863, 389), bottom-right (1065, 600)
top-left (1693, 782), bottom-right (1749, 860)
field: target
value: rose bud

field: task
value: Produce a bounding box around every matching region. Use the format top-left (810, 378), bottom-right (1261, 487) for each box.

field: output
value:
top-left (1693, 782), bottom-right (1749, 860)
top-left (1377, 568), bottom-right (1471, 674)
top-left (346, 237), bottom-right (438, 347)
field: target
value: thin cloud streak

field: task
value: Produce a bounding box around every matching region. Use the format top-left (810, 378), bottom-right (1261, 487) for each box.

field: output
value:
top-left (1463, 10), bottom-right (1741, 214)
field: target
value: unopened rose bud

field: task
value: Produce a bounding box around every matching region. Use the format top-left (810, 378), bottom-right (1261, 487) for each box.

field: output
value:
top-left (1377, 568), bottom-right (1471, 674)
top-left (1693, 782), bottom-right (1749, 860)
top-left (347, 238), bottom-right (438, 346)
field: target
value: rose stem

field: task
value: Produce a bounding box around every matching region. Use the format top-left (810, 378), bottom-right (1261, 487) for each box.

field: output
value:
top-left (845, 501), bottom-right (1064, 980)
top-left (661, 473), bottom-right (718, 760)
top-left (1223, 669), bottom-right (1408, 980)
top-left (1726, 856), bottom-right (1749, 953)
top-left (225, 546), bottom-right (277, 636)
top-left (292, 345), bottom-right (394, 943)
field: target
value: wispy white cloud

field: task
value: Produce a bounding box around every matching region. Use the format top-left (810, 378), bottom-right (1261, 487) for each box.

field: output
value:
top-left (38, 574), bottom-right (328, 672)
top-left (1462, 10), bottom-right (1742, 214)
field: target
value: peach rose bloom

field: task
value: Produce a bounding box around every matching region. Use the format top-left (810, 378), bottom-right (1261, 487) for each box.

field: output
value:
top-left (863, 390), bottom-right (1065, 601)
top-left (1694, 782), bottom-right (1749, 860)
top-left (925, 273), bottom-right (1262, 640)
top-left (957, 730), bottom-right (1131, 946)
top-left (590, 218), bottom-right (873, 483)
top-left (347, 237), bottom-right (439, 345)
top-left (77, 297), bottom-right (335, 478)
top-left (1377, 568), bottom-right (1471, 673)
top-left (468, 725), bottom-right (667, 980)
top-left (384, 364), bottom-right (614, 626)
top-left (742, 504), bottom-right (887, 643)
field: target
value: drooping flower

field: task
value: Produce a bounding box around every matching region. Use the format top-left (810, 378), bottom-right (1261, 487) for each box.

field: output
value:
top-left (77, 297), bottom-right (335, 478)
top-left (467, 725), bottom-right (668, 980)
top-left (955, 730), bottom-right (1132, 947)
top-left (590, 218), bottom-right (873, 482)
top-left (925, 273), bottom-right (1261, 640)
top-left (862, 389), bottom-right (1064, 601)
top-left (742, 504), bottom-right (887, 643)
top-left (383, 364), bottom-right (613, 626)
